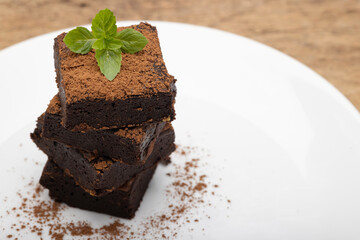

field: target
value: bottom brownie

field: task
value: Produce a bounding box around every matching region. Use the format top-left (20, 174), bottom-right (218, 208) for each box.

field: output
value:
top-left (40, 159), bottom-right (157, 219)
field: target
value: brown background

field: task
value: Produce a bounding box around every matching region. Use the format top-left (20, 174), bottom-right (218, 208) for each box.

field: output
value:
top-left (0, 0), bottom-right (359, 109)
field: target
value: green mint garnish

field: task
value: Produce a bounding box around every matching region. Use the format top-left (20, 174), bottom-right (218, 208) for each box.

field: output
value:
top-left (95, 49), bottom-right (122, 81)
top-left (63, 9), bottom-right (148, 81)
top-left (116, 29), bottom-right (149, 54)
top-left (63, 27), bottom-right (97, 54)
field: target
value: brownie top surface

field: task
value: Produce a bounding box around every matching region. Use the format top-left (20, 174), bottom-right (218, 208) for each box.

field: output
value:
top-left (46, 95), bottom-right (158, 143)
top-left (56, 22), bottom-right (175, 103)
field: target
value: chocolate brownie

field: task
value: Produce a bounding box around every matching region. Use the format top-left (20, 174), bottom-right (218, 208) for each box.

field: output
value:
top-left (31, 123), bottom-right (175, 196)
top-left (40, 159), bottom-right (156, 219)
top-left (55, 22), bottom-right (176, 130)
top-left (41, 95), bottom-right (166, 164)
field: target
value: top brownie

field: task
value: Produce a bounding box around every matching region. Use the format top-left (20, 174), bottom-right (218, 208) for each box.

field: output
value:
top-left (55, 22), bottom-right (176, 130)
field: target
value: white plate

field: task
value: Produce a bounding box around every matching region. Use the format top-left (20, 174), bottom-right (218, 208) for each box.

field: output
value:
top-left (1, 21), bottom-right (360, 239)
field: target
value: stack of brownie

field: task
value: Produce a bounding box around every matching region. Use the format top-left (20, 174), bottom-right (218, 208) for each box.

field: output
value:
top-left (31, 23), bottom-right (176, 219)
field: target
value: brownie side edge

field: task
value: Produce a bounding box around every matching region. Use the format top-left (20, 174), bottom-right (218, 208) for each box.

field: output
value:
top-left (62, 92), bottom-right (176, 130)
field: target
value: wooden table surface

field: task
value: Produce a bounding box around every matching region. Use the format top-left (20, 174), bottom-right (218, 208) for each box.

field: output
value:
top-left (1, 0), bottom-right (359, 109)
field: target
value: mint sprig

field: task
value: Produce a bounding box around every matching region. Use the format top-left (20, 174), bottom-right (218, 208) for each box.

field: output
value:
top-left (63, 27), bottom-right (96, 54)
top-left (63, 9), bottom-right (148, 81)
top-left (116, 29), bottom-right (149, 54)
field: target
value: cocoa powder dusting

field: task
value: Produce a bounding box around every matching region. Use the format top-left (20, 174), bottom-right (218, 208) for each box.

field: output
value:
top-left (4, 145), bottom-right (228, 239)
top-left (56, 22), bottom-right (175, 104)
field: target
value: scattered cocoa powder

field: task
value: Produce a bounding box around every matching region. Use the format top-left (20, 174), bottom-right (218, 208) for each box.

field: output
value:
top-left (66, 222), bottom-right (94, 236)
top-left (194, 183), bottom-right (207, 191)
top-left (98, 220), bottom-right (130, 236)
top-left (4, 144), bottom-right (228, 239)
top-left (131, 145), bottom-right (227, 239)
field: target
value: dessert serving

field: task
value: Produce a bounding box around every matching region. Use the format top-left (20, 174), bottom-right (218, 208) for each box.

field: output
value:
top-left (31, 9), bottom-right (176, 219)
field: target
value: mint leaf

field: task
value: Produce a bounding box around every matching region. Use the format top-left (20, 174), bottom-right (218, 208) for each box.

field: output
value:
top-left (63, 27), bottom-right (96, 54)
top-left (95, 48), bottom-right (122, 81)
top-left (115, 29), bottom-right (148, 54)
top-left (91, 9), bottom-right (117, 38)
top-left (92, 38), bottom-right (106, 50)
top-left (106, 38), bottom-right (123, 50)
top-left (63, 9), bottom-right (149, 80)
top-left (92, 38), bottom-right (123, 50)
